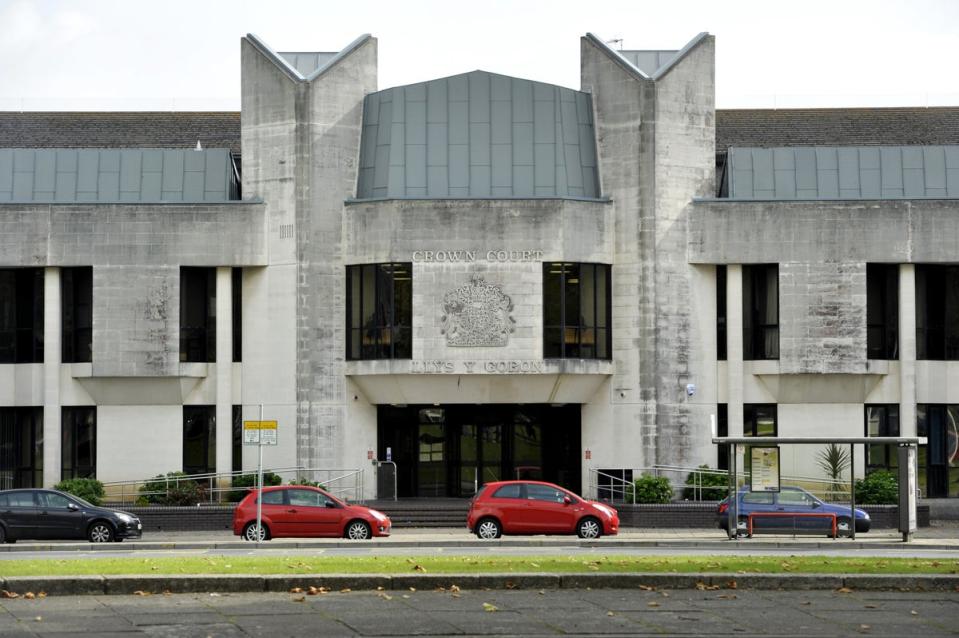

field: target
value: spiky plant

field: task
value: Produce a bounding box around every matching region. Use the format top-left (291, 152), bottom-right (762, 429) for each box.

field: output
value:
top-left (816, 443), bottom-right (851, 500)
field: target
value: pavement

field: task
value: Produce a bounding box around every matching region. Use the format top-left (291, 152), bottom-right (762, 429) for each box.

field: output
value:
top-left (1, 525), bottom-right (956, 597)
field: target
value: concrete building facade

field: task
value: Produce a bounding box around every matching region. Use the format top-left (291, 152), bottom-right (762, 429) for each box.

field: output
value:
top-left (1, 32), bottom-right (957, 499)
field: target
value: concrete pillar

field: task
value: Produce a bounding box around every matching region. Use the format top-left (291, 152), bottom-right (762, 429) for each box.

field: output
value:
top-left (899, 264), bottom-right (916, 436)
top-left (215, 267), bottom-right (234, 484)
top-left (727, 265), bottom-right (744, 438)
top-left (42, 267), bottom-right (61, 487)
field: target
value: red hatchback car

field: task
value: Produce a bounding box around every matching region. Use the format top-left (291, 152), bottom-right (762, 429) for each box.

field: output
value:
top-left (232, 485), bottom-right (391, 541)
top-left (467, 480), bottom-right (619, 539)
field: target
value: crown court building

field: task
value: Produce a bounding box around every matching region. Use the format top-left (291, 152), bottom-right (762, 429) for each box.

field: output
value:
top-left (2, 32), bottom-right (959, 499)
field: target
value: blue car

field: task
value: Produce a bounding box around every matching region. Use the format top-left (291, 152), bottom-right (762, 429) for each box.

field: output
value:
top-left (716, 486), bottom-right (871, 536)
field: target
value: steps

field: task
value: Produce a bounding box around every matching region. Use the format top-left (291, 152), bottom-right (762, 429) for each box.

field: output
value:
top-left (364, 499), bottom-right (470, 528)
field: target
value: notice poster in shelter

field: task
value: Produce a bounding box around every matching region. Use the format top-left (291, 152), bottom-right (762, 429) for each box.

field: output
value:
top-left (750, 446), bottom-right (780, 492)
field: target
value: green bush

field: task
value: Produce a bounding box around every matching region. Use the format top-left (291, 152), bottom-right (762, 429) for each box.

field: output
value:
top-left (228, 472), bottom-right (283, 502)
top-left (681, 465), bottom-right (729, 501)
top-left (626, 474), bottom-right (674, 504)
top-left (54, 478), bottom-right (105, 506)
top-left (855, 470), bottom-right (898, 504)
top-left (288, 479), bottom-right (327, 490)
top-left (139, 472), bottom-right (206, 506)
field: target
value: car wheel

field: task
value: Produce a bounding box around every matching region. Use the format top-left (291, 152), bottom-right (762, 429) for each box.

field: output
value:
top-left (475, 517), bottom-right (502, 540)
top-left (243, 521), bottom-right (270, 542)
top-left (837, 516), bottom-right (852, 536)
top-left (346, 520), bottom-right (372, 540)
top-left (88, 521), bottom-right (115, 543)
top-left (577, 517), bottom-right (602, 539)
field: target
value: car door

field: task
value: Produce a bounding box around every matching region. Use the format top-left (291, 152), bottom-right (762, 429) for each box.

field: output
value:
top-left (740, 491), bottom-right (775, 531)
top-left (0, 490), bottom-right (39, 539)
top-left (256, 489), bottom-right (291, 536)
top-left (487, 483), bottom-right (527, 533)
top-left (522, 484), bottom-right (576, 533)
top-left (286, 489), bottom-right (343, 536)
top-left (776, 489), bottom-right (827, 532)
top-left (35, 491), bottom-right (85, 539)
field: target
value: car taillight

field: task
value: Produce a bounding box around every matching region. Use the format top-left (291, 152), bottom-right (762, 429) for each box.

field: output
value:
top-left (717, 502), bottom-right (728, 514)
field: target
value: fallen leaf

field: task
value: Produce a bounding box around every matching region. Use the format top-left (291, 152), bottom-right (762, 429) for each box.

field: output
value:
top-left (37, 592), bottom-right (46, 599)
top-left (836, 587), bottom-right (854, 594)
top-left (378, 593), bottom-right (393, 601)
top-left (647, 601), bottom-right (660, 607)
top-left (726, 580), bottom-right (738, 590)
top-left (133, 591), bottom-right (150, 597)
top-left (859, 624), bottom-right (871, 631)
top-left (505, 581), bottom-right (516, 590)
top-left (402, 594), bottom-right (410, 599)
top-left (717, 594), bottom-right (738, 600)
top-left (290, 587), bottom-right (303, 594)
top-left (409, 587), bottom-right (416, 592)
top-left (801, 601), bottom-right (812, 606)
top-left (450, 585), bottom-right (461, 593)
top-left (376, 586), bottom-right (385, 591)
top-left (607, 611), bottom-right (615, 616)
top-left (209, 593), bottom-right (220, 597)
top-left (483, 602), bottom-right (499, 612)
top-left (34, 616), bottom-right (42, 622)
top-left (1, 591), bottom-right (19, 599)
top-left (638, 585), bottom-right (655, 591)
top-left (292, 595), bottom-right (305, 603)
top-left (865, 604), bottom-right (878, 609)
top-left (340, 588), bottom-right (352, 593)
top-left (413, 565), bottom-right (426, 572)
top-left (23, 592), bottom-right (35, 600)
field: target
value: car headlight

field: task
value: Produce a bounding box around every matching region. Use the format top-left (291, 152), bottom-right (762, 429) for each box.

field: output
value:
top-left (369, 509), bottom-right (388, 522)
top-left (115, 513), bottom-right (134, 523)
top-left (594, 504), bottom-right (615, 519)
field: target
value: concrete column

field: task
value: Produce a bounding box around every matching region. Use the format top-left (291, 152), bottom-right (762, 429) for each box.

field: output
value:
top-left (215, 267), bottom-right (234, 482)
top-left (42, 267), bottom-right (61, 487)
top-left (899, 264), bottom-right (916, 436)
top-left (727, 265), bottom-right (744, 438)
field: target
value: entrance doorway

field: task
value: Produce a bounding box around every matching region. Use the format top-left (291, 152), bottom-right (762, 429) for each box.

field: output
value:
top-left (377, 404), bottom-right (580, 498)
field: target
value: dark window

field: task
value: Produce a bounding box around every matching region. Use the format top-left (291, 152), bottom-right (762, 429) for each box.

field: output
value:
top-left (744, 403), bottom-right (777, 480)
top-left (543, 262), bottom-right (611, 359)
top-left (717, 265), bottom-right (727, 360)
top-left (0, 268), bottom-right (44, 363)
top-left (183, 406), bottom-right (215, 475)
top-left (916, 265), bottom-right (959, 360)
top-left (346, 263), bottom-right (412, 360)
top-left (917, 404), bottom-right (959, 498)
top-left (717, 403), bottom-right (729, 471)
top-left (61, 407), bottom-right (96, 480)
top-left (232, 405), bottom-right (242, 473)
top-left (864, 404), bottom-right (899, 472)
top-left (492, 484), bottom-right (523, 499)
top-left (0, 407), bottom-right (43, 489)
top-left (232, 268), bottom-right (242, 362)
top-left (180, 267), bottom-right (216, 363)
top-left (258, 490), bottom-right (284, 505)
top-left (61, 267), bottom-right (93, 363)
top-left (742, 264), bottom-right (779, 360)
top-left (867, 264), bottom-right (899, 360)
top-left (526, 483), bottom-right (567, 502)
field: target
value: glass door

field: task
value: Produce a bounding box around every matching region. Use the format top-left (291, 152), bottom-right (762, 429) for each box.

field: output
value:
top-left (458, 423), bottom-right (502, 496)
top-left (417, 408), bottom-right (446, 496)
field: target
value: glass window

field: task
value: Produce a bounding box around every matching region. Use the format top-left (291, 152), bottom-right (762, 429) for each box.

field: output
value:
top-left (717, 265), bottom-right (727, 361)
top-left (492, 484), bottom-right (522, 499)
top-left (180, 267), bottom-right (216, 363)
top-left (61, 406), bottom-right (96, 480)
top-left (0, 494), bottom-right (6, 506)
top-left (0, 408), bottom-right (43, 489)
top-left (777, 490), bottom-right (814, 506)
top-left (742, 264), bottom-right (779, 360)
top-left (61, 267), bottom-right (93, 363)
top-left (717, 404), bottom-right (729, 471)
top-left (865, 405), bottom-right (900, 471)
top-left (346, 263), bottom-right (412, 360)
top-left (39, 491), bottom-right (73, 508)
top-left (7, 491), bottom-right (35, 507)
top-left (526, 483), bottom-right (567, 503)
top-left (0, 268), bottom-right (44, 364)
top-left (742, 492), bottom-right (774, 504)
top-left (917, 404), bottom-right (959, 498)
top-left (232, 268), bottom-right (242, 362)
top-left (288, 489), bottom-right (324, 507)
top-left (258, 490), bottom-right (284, 505)
top-left (543, 262), bottom-right (611, 360)
top-left (867, 264), bottom-right (898, 360)
top-left (182, 406), bottom-right (215, 475)
top-left (231, 405), bottom-right (242, 474)
top-left (916, 265), bottom-right (959, 360)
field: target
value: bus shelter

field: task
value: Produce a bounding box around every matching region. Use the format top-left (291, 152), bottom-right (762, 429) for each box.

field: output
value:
top-left (712, 436), bottom-right (927, 542)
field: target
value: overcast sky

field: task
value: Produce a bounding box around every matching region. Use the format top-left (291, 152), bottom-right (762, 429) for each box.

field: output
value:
top-left (1, 0), bottom-right (957, 111)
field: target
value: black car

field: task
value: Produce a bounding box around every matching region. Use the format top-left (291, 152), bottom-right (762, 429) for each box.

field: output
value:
top-left (0, 489), bottom-right (142, 543)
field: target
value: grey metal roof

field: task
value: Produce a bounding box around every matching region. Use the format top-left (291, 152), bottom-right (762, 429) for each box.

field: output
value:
top-left (355, 71), bottom-right (600, 200)
top-left (618, 50), bottom-right (678, 77)
top-left (0, 148), bottom-right (238, 203)
top-left (727, 145), bottom-right (959, 199)
top-left (277, 52), bottom-right (337, 78)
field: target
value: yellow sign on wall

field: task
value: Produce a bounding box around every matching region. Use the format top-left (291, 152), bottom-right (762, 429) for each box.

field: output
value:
top-left (243, 420), bottom-right (278, 445)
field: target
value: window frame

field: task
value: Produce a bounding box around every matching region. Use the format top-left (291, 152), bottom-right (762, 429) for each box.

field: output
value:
top-left (179, 267), bottom-right (216, 363)
top-left (61, 267), bottom-right (93, 364)
top-left (61, 406), bottom-right (96, 481)
top-left (542, 262), bottom-right (612, 360)
top-left (866, 263), bottom-right (899, 360)
top-left (345, 263), bottom-right (412, 361)
top-left (742, 264), bottom-right (779, 361)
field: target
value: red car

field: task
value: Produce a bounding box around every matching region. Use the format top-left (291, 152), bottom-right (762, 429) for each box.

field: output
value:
top-left (232, 485), bottom-right (391, 541)
top-left (467, 480), bottom-right (619, 539)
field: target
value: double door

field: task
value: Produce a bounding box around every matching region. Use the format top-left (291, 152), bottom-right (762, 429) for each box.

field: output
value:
top-left (458, 424), bottom-right (502, 496)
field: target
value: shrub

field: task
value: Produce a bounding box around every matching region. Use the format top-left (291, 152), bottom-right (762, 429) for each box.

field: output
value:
top-left (626, 474), bottom-right (674, 504)
top-left (54, 478), bottom-right (105, 506)
top-left (288, 479), bottom-right (327, 490)
top-left (855, 470), bottom-right (898, 504)
top-left (228, 472), bottom-right (283, 502)
top-left (139, 472), bottom-right (206, 506)
top-left (681, 465), bottom-right (729, 501)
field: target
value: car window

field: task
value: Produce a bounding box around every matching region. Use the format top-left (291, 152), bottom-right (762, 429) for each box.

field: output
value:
top-left (526, 484), bottom-right (566, 503)
top-left (0, 494), bottom-right (7, 507)
top-left (258, 491), bottom-right (285, 505)
top-left (742, 491), bottom-right (774, 504)
top-left (5, 492), bottom-right (35, 507)
top-left (492, 484), bottom-right (522, 499)
top-left (288, 489), bottom-right (334, 507)
top-left (39, 492), bottom-right (73, 509)
top-left (777, 490), bottom-right (813, 506)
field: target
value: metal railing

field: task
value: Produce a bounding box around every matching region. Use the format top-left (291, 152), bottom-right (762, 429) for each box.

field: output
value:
top-left (587, 465), bottom-right (862, 504)
top-left (100, 466), bottom-right (365, 506)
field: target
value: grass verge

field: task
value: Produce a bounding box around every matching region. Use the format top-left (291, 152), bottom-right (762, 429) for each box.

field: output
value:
top-left (1, 555), bottom-right (957, 577)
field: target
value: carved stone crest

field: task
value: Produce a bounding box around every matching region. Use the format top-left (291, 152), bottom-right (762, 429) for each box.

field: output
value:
top-left (441, 275), bottom-right (515, 347)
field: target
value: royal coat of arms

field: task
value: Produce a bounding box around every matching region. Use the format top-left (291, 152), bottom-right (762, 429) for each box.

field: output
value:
top-left (441, 275), bottom-right (515, 347)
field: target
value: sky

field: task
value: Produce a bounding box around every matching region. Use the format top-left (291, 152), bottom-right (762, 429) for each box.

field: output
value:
top-left (0, 0), bottom-right (957, 111)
